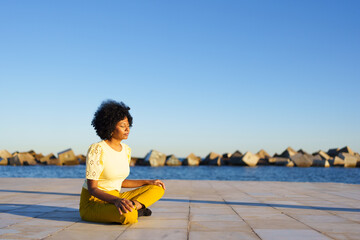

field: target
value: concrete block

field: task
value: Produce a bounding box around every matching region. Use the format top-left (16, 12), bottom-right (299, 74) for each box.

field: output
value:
top-left (327, 148), bottom-right (339, 157)
top-left (221, 153), bottom-right (232, 165)
top-left (228, 151), bottom-right (242, 166)
top-left (268, 157), bottom-right (292, 166)
top-left (328, 156), bottom-right (344, 166)
top-left (183, 153), bottom-right (201, 166)
top-left (338, 146), bottom-right (354, 155)
top-left (311, 155), bottom-right (330, 167)
top-left (202, 152), bottom-right (222, 166)
top-left (290, 153), bottom-right (313, 167)
top-left (279, 147), bottom-right (297, 158)
top-left (166, 155), bottom-right (182, 166)
top-left (8, 152), bottom-right (37, 166)
top-left (297, 149), bottom-right (309, 155)
top-left (58, 149), bottom-right (79, 165)
top-left (339, 153), bottom-right (357, 168)
top-left (256, 149), bottom-right (270, 165)
top-left (0, 150), bottom-right (11, 165)
top-left (312, 150), bottom-right (331, 160)
top-left (144, 150), bottom-right (166, 167)
top-left (76, 154), bottom-right (86, 165)
top-left (230, 151), bottom-right (259, 167)
top-left (130, 157), bottom-right (139, 166)
top-left (40, 153), bottom-right (61, 165)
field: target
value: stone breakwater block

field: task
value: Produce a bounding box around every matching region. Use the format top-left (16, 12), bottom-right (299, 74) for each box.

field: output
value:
top-left (221, 153), bottom-right (232, 165)
top-left (0, 157), bottom-right (7, 165)
top-left (256, 149), bottom-right (270, 165)
top-left (230, 151), bottom-right (259, 167)
top-left (356, 153), bottom-right (360, 167)
top-left (297, 149), bottom-right (309, 155)
top-left (166, 155), bottom-right (182, 166)
top-left (58, 149), bottom-right (79, 165)
top-left (144, 149), bottom-right (166, 167)
top-left (339, 153), bottom-right (357, 168)
top-left (312, 150), bottom-right (331, 160)
top-left (27, 150), bottom-right (44, 162)
top-left (286, 160), bottom-right (295, 167)
top-left (268, 157), bottom-right (293, 167)
top-left (338, 146), bottom-right (354, 155)
top-left (256, 149), bottom-right (271, 159)
top-left (40, 153), bottom-right (61, 165)
top-left (183, 153), bottom-right (201, 166)
top-left (328, 156), bottom-right (345, 166)
top-left (0, 149), bottom-right (12, 165)
top-left (290, 153), bottom-right (313, 167)
top-left (8, 152), bottom-right (37, 166)
top-left (130, 157), bottom-right (139, 167)
top-left (311, 155), bottom-right (330, 167)
top-left (203, 152), bottom-right (222, 166)
top-left (76, 154), bottom-right (86, 164)
top-left (228, 150), bottom-right (242, 165)
top-left (327, 148), bottom-right (340, 157)
top-left (279, 147), bottom-right (297, 158)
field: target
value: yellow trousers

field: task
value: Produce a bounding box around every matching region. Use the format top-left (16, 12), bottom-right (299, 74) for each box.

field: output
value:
top-left (79, 185), bottom-right (164, 224)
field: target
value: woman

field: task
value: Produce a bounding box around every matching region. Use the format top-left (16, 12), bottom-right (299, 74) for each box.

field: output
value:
top-left (79, 100), bottom-right (165, 224)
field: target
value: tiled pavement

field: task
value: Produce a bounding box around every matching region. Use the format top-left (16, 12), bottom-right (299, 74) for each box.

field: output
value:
top-left (0, 178), bottom-right (359, 239)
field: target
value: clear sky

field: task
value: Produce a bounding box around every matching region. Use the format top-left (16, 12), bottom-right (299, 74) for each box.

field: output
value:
top-left (1, 0), bottom-right (359, 158)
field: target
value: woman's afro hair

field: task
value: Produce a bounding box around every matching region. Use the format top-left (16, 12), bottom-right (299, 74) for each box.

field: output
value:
top-left (91, 99), bottom-right (133, 140)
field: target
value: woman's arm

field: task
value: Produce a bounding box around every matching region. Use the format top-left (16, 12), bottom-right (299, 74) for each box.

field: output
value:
top-left (122, 179), bottom-right (166, 190)
top-left (87, 179), bottom-right (134, 214)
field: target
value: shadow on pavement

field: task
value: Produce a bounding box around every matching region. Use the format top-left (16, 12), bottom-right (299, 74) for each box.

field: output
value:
top-left (160, 198), bottom-right (360, 212)
top-left (0, 189), bottom-right (79, 196)
top-left (0, 204), bottom-right (80, 222)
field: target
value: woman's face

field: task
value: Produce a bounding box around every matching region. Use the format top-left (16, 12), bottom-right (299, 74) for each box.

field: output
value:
top-left (112, 117), bottom-right (130, 141)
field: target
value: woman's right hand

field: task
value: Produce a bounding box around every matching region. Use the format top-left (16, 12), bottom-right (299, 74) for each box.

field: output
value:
top-left (114, 198), bottom-right (135, 215)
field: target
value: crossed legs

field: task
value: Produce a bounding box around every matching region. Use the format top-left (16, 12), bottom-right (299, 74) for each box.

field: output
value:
top-left (79, 185), bottom-right (164, 224)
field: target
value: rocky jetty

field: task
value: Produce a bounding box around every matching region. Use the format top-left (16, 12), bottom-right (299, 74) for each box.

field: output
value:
top-left (0, 145), bottom-right (359, 168)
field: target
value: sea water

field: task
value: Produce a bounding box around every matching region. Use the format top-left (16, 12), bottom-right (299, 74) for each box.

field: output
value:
top-left (0, 165), bottom-right (359, 184)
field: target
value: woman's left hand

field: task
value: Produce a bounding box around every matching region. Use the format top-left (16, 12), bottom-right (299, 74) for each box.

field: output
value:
top-left (147, 179), bottom-right (166, 190)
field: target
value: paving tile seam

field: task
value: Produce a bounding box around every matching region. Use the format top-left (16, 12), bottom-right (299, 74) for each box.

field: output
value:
top-left (301, 190), bottom-right (359, 205)
top-left (0, 215), bottom-right (37, 230)
top-left (227, 182), bottom-right (330, 239)
top-left (324, 191), bottom-right (360, 202)
top-left (241, 187), bottom-right (338, 240)
top-left (209, 182), bottom-right (262, 240)
top-left (113, 224), bottom-right (132, 240)
top-left (40, 221), bottom-right (80, 240)
top-left (289, 188), bottom-right (360, 224)
top-left (275, 209), bottom-right (337, 240)
top-left (186, 201), bottom-right (191, 240)
top-left (223, 199), bottom-right (262, 239)
top-left (1, 205), bottom-right (30, 213)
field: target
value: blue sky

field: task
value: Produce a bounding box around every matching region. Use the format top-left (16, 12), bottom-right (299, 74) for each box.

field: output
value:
top-left (1, 0), bottom-right (359, 158)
